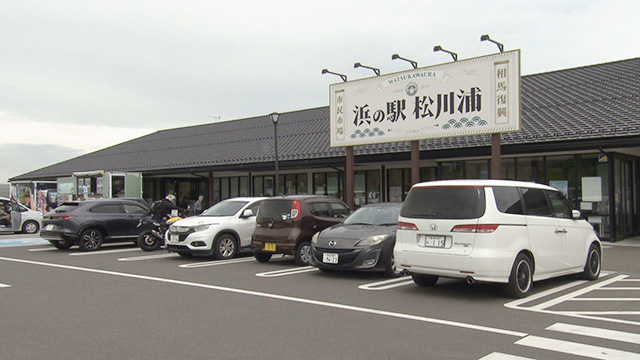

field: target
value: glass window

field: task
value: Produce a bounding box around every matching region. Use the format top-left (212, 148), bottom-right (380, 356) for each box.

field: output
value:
top-left (517, 157), bottom-right (544, 183)
top-left (308, 202), bottom-right (330, 217)
top-left (91, 204), bottom-right (122, 214)
top-left (420, 167), bottom-right (436, 182)
top-left (257, 200), bottom-right (292, 222)
top-left (546, 190), bottom-right (572, 219)
top-left (329, 202), bottom-right (351, 218)
top-left (493, 186), bottom-right (524, 214)
top-left (221, 179), bottom-right (230, 200)
top-left (366, 170), bottom-right (380, 204)
top-left (401, 187), bottom-right (485, 219)
top-left (240, 177), bottom-right (248, 197)
top-left (230, 177), bottom-right (239, 198)
top-left (285, 174), bottom-right (296, 196)
top-left (441, 161), bottom-right (464, 180)
top-left (465, 160), bottom-right (489, 179)
top-left (501, 159), bottom-right (516, 180)
top-left (354, 172), bottom-right (366, 206)
top-left (388, 168), bottom-right (411, 202)
top-left (253, 177), bottom-right (264, 197)
top-left (546, 155), bottom-right (576, 199)
top-left (123, 204), bottom-right (147, 214)
top-left (326, 173), bottom-right (340, 198)
top-left (520, 188), bottom-right (552, 217)
top-left (313, 173), bottom-right (326, 195)
top-left (297, 174), bottom-right (308, 194)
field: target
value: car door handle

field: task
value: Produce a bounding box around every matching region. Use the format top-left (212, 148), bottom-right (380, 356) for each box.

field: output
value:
top-left (554, 228), bottom-right (567, 234)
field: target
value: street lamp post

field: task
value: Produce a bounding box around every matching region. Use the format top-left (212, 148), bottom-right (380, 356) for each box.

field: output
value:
top-left (270, 112), bottom-right (280, 196)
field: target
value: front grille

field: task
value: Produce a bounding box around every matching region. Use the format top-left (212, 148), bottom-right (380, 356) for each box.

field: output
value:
top-left (167, 244), bottom-right (189, 251)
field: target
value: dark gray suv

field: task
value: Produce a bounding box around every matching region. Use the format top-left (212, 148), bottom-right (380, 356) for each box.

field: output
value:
top-left (40, 199), bottom-right (148, 251)
top-left (251, 195), bottom-right (351, 265)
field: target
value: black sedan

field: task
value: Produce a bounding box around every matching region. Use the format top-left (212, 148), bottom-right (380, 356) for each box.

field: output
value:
top-left (40, 199), bottom-right (148, 251)
top-left (310, 203), bottom-right (403, 278)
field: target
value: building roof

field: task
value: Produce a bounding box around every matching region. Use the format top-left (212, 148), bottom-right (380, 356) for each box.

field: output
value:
top-left (11, 57), bottom-right (640, 181)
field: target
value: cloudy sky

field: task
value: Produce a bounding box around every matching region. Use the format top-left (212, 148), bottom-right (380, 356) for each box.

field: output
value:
top-left (1, 0), bottom-right (639, 183)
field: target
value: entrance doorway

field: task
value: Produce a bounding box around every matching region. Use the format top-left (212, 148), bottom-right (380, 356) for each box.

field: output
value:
top-left (613, 157), bottom-right (638, 240)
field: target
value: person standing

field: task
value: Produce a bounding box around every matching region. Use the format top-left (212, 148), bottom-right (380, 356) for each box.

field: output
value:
top-left (193, 195), bottom-right (204, 215)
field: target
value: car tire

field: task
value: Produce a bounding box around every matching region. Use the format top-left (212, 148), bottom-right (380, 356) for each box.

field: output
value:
top-left (21, 220), bottom-right (40, 234)
top-left (254, 252), bottom-right (272, 263)
top-left (137, 230), bottom-right (161, 251)
top-left (581, 243), bottom-right (601, 280)
top-left (214, 234), bottom-right (238, 260)
top-left (504, 253), bottom-right (533, 298)
top-left (77, 228), bottom-right (104, 251)
top-left (383, 250), bottom-right (404, 278)
top-left (294, 241), bottom-right (312, 266)
top-left (412, 274), bottom-right (439, 287)
top-left (49, 239), bottom-right (73, 250)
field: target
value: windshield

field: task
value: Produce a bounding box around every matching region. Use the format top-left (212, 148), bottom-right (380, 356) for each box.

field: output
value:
top-left (344, 205), bottom-right (401, 226)
top-left (201, 200), bottom-right (248, 217)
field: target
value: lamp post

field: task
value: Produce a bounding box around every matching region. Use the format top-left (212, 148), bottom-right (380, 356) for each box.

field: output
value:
top-left (480, 34), bottom-right (504, 53)
top-left (270, 112), bottom-right (280, 196)
top-left (321, 69), bottom-right (348, 82)
top-left (391, 54), bottom-right (418, 69)
top-left (433, 45), bottom-right (458, 62)
top-left (353, 62), bottom-right (381, 76)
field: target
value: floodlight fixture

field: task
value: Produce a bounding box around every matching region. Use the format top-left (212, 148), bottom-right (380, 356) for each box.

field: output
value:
top-left (353, 62), bottom-right (381, 76)
top-left (321, 68), bottom-right (347, 82)
top-left (391, 54), bottom-right (417, 69)
top-left (480, 34), bottom-right (504, 53)
top-left (433, 45), bottom-right (458, 61)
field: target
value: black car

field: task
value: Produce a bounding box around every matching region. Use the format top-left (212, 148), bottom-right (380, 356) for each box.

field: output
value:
top-left (310, 203), bottom-right (403, 277)
top-left (40, 199), bottom-right (148, 251)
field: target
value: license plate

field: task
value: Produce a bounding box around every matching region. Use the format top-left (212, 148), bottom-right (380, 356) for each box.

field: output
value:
top-left (44, 224), bottom-right (54, 231)
top-left (420, 235), bottom-right (446, 248)
top-left (323, 253), bottom-right (338, 264)
top-left (264, 242), bottom-right (276, 251)
top-left (170, 234), bottom-right (179, 242)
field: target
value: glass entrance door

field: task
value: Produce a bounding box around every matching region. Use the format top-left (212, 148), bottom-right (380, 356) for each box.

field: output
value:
top-left (613, 157), bottom-right (636, 240)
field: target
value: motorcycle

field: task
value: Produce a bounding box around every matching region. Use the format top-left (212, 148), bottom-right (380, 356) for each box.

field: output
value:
top-left (136, 214), bottom-right (183, 251)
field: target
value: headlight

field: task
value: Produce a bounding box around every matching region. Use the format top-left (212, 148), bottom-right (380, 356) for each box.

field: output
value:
top-left (193, 224), bottom-right (215, 232)
top-left (354, 234), bottom-right (387, 247)
top-left (311, 232), bottom-right (319, 244)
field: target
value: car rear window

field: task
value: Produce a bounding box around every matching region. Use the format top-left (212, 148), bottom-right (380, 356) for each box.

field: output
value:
top-left (51, 203), bottom-right (80, 213)
top-left (401, 186), bottom-right (485, 219)
top-left (257, 200), bottom-right (292, 222)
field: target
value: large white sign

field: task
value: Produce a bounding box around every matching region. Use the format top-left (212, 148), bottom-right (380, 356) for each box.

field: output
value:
top-left (329, 50), bottom-right (521, 147)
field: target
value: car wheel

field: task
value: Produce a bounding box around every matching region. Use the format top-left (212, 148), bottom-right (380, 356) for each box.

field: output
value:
top-left (294, 241), bottom-right (312, 266)
top-left (412, 274), bottom-right (439, 287)
top-left (21, 220), bottom-right (40, 234)
top-left (254, 252), bottom-right (272, 262)
top-left (77, 228), bottom-right (104, 251)
top-left (581, 244), bottom-right (601, 280)
top-left (504, 253), bottom-right (533, 298)
top-left (383, 250), bottom-right (404, 278)
top-left (49, 239), bottom-right (73, 250)
top-left (214, 234), bottom-right (237, 260)
top-left (137, 230), bottom-right (161, 251)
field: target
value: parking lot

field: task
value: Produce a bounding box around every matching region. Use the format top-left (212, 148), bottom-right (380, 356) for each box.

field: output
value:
top-left (1, 233), bottom-right (639, 360)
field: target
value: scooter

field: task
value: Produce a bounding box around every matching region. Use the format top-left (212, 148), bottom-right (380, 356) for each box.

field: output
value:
top-left (136, 214), bottom-right (183, 251)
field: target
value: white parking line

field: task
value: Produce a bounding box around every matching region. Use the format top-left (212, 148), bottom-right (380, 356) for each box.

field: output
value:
top-left (255, 266), bottom-right (319, 277)
top-left (528, 275), bottom-right (628, 311)
top-left (28, 247), bottom-right (58, 252)
top-left (0, 283), bottom-right (11, 288)
top-left (0, 256), bottom-right (528, 338)
top-left (546, 323), bottom-right (640, 345)
top-left (179, 258), bottom-right (255, 268)
top-left (70, 248), bottom-right (143, 256)
top-left (358, 277), bottom-right (413, 291)
top-left (478, 353), bottom-right (536, 360)
top-left (515, 335), bottom-right (640, 360)
top-left (118, 253), bottom-right (179, 262)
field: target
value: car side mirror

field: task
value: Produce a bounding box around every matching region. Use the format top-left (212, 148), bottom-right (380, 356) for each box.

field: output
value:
top-left (572, 210), bottom-right (582, 220)
top-left (242, 209), bottom-right (254, 218)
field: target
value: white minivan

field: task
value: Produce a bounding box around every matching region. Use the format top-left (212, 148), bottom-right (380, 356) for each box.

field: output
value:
top-left (0, 197), bottom-right (43, 234)
top-left (394, 180), bottom-right (602, 298)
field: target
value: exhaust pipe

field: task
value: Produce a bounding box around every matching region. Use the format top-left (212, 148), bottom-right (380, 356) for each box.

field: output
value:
top-left (466, 276), bottom-right (476, 284)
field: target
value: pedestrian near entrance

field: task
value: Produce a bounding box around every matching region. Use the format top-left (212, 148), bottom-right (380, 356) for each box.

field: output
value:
top-left (193, 195), bottom-right (204, 215)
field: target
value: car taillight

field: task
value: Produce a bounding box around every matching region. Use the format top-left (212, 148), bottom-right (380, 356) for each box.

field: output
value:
top-left (397, 222), bottom-right (418, 231)
top-left (51, 214), bottom-right (75, 220)
top-left (451, 224), bottom-right (499, 233)
top-left (291, 201), bottom-right (301, 220)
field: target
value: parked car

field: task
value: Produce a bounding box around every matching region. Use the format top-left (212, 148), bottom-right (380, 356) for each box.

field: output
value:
top-left (311, 203), bottom-right (403, 277)
top-left (40, 198), bottom-right (148, 251)
top-left (394, 179), bottom-right (602, 298)
top-left (251, 195), bottom-right (351, 265)
top-left (165, 197), bottom-right (267, 259)
top-left (0, 197), bottom-right (43, 234)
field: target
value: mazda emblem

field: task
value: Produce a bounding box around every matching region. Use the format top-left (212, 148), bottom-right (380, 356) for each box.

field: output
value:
top-left (328, 240), bottom-right (337, 247)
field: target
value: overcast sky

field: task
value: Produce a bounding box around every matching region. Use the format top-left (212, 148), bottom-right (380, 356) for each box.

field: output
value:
top-left (1, 0), bottom-right (639, 184)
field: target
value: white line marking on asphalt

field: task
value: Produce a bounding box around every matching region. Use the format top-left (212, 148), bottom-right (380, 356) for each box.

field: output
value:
top-left (547, 323), bottom-right (640, 345)
top-left (70, 248), bottom-right (143, 256)
top-left (358, 277), bottom-right (413, 291)
top-left (255, 266), bottom-right (319, 277)
top-left (478, 352), bottom-right (537, 360)
top-left (179, 258), bottom-right (255, 268)
top-left (28, 247), bottom-right (58, 252)
top-left (554, 310), bottom-right (640, 315)
top-left (528, 275), bottom-right (628, 311)
top-left (570, 297), bottom-right (640, 301)
top-left (515, 335), bottom-right (640, 360)
top-left (0, 283), bottom-right (11, 288)
top-left (118, 253), bottom-right (179, 261)
top-left (0, 256), bottom-right (528, 338)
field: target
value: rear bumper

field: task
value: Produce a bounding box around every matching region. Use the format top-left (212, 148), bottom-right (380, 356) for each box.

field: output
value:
top-left (40, 230), bottom-right (77, 242)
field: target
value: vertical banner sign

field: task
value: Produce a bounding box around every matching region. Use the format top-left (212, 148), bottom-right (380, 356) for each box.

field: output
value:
top-left (329, 50), bottom-right (521, 147)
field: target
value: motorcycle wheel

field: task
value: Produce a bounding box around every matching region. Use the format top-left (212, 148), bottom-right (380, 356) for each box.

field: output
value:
top-left (137, 230), bottom-right (161, 251)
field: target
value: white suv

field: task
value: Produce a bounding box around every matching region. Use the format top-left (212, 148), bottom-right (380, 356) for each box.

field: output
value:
top-left (394, 180), bottom-right (602, 298)
top-left (165, 197), bottom-right (267, 259)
